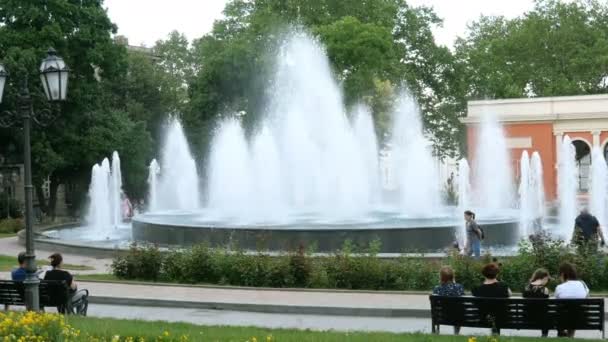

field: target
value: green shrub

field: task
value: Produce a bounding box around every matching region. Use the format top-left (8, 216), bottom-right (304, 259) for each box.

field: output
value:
top-left (111, 244), bottom-right (163, 280)
top-left (110, 236), bottom-right (608, 292)
top-left (0, 218), bottom-right (24, 234)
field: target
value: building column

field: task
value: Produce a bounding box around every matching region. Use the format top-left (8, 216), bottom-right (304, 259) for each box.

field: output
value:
top-left (592, 130), bottom-right (601, 148)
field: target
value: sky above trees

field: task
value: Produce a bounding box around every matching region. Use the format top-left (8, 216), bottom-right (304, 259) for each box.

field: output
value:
top-left (104, 0), bottom-right (560, 47)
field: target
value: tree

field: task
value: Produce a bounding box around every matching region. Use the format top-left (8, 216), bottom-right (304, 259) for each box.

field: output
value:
top-left (154, 31), bottom-right (195, 115)
top-left (0, 0), bottom-right (155, 217)
top-left (455, 0), bottom-right (608, 100)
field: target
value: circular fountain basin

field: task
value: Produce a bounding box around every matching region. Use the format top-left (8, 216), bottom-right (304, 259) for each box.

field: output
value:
top-left (132, 208), bottom-right (520, 253)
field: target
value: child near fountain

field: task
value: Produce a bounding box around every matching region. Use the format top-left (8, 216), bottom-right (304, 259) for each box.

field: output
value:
top-left (464, 210), bottom-right (482, 258)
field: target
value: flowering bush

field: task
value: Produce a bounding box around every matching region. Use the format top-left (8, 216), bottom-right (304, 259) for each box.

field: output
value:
top-left (0, 311), bottom-right (79, 341)
top-left (0, 312), bottom-right (191, 341)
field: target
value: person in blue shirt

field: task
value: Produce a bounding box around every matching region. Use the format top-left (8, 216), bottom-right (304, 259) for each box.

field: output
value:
top-left (11, 252), bottom-right (27, 281)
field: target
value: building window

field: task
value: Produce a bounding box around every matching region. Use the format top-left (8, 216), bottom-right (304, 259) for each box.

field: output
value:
top-left (573, 140), bottom-right (591, 192)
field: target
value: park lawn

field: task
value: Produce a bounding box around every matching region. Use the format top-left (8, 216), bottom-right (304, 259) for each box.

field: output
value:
top-left (66, 316), bottom-right (601, 341)
top-left (0, 254), bottom-right (94, 272)
top-left (0, 233), bottom-right (17, 238)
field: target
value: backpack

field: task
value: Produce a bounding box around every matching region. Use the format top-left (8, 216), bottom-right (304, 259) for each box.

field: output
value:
top-left (478, 226), bottom-right (485, 240)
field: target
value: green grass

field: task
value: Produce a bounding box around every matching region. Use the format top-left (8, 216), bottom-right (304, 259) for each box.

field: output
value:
top-left (65, 316), bottom-right (601, 341)
top-left (0, 232), bottom-right (16, 238)
top-left (0, 255), bottom-right (95, 272)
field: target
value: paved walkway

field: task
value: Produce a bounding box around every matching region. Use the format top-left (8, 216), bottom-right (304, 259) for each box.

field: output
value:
top-left (0, 236), bottom-right (111, 275)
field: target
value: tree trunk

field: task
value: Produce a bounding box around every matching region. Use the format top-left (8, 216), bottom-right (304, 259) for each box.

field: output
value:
top-left (48, 174), bottom-right (60, 221)
top-left (34, 183), bottom-right (48, 215)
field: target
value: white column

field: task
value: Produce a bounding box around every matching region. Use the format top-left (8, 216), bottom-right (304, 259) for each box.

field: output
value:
top-left (592, 130), bottom-right (601, 148)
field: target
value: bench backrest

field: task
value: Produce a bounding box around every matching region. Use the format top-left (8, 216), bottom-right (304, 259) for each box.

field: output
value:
top-left (0, 280), bottom-right (70, 309)
top-left (430, 296), bottom-right (604, 331)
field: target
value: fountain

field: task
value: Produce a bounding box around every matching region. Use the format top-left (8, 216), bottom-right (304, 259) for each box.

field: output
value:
top-left (519, 151), bottom-right (532, 237)
top-left (147, 159), bottom-right (160, 212)
top-left (352, 104), bottom-right (380, 206)
top-left (558, 135), bottom-right (578, 239)
top-left (156, 118), bottom-right (200, 211)
top-left (85, 152), bottom-right (125, 239)
top-left (35, 31), bottom-right (521, 254)
top-left (457, 158), bottom-right (471, 248)
top-left (590, 146), bottom-right (607, 231)
top-left (474, 112), bottom-right (513, 213)
top-left (130, 32), bottom-right (519, 252)
top-left (391, 92), bottom-right (440, 216)
top-left (530, 152), bottom-right (546, 226)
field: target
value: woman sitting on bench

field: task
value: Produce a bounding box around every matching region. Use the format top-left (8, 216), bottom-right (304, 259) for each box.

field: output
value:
top-left (44, 253), bottom-right (88, 314)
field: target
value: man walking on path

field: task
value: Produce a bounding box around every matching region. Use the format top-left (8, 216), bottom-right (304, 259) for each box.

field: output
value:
top-left (572, 208), bottom-right (605, 252)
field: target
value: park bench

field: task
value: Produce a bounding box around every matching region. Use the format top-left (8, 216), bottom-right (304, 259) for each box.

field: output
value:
top-left (0, 280), bottom-right (88, 315)
top-left (430, 295), bottom-right (605, 338)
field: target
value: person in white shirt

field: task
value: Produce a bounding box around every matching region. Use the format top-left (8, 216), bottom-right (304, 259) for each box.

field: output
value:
top-left (554, 262), bottom-right (589, 337)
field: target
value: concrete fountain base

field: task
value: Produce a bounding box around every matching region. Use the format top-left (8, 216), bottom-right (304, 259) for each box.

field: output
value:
top-left (132, 216), bottom-right (519, 253)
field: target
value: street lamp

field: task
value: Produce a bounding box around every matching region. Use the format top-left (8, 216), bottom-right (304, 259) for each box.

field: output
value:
top-left (0, 48), bottom-right (69, 311)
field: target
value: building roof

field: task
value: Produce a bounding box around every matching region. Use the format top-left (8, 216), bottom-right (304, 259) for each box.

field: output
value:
top-left (463, 94), bottom-right (608, 124)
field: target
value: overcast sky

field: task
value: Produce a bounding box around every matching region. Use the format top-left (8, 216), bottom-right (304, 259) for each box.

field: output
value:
top-left (104, 0), bottom-right (539, 48)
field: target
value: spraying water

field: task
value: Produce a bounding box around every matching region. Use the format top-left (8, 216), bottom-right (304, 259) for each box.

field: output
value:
top-left (207, 117), bottom-right (254, 219)
top-left (86, 152), bottom-right (125, 238)
top-left (156, 118), bottom-right (200, 211)
top-left (457, 158), bottom-right (471, 248)
top-left (474, 113), bottom-right (513, 213)
top-left (530, 152), bottom-right (545, 225)
top-left (204, 32), bottom-right (380, 221)
top-left (391, 91), bottom-right (440, 216)
top-left (590, 146), bottom-right (607, 233)
top-left (352, 104), bottom-right (380, 205)
top-left (558, 135), bottom-right (578, 239)
top-left (110, 152), bottom-right (123, 228)
top-left (147, 159), bottom-right (160, 212)
top-left (519, 151), bottom-right (532, 237)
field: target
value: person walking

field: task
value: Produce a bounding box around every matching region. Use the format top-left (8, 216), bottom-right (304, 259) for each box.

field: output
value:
top-left (464, 210), bottom-right (482, 258)
top-left (572, 208), bottom-right (605, 252)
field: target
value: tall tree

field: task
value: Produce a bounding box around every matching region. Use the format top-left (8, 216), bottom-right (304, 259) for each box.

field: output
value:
top-left (0, 0), bottom-right (154, 216)
top-left (455, 0), bottom-right (608, 100)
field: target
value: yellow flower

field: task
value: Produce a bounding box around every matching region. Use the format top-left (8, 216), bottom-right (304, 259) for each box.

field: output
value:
top-left (468, 337), bottom-right (477, 342)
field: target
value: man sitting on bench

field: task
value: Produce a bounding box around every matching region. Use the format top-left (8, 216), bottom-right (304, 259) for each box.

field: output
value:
top-left (44, 253), bottom-right (89, 314)
top-left (10, 252), bottom-right (27, 282)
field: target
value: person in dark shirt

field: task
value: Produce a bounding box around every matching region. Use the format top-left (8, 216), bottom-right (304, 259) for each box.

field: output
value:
top-left (472, 263), bottom-right (511, 335)
top-left (573, 208), bottom-right (605, 252)
top-left (11, 252), bottom-right (27, 282)
top-left (43, 253), bottom-right (89, 314)
top-left (472, 263), bottom-right (511, 297)
top-left (523, 268), bottom-right (550, 337)
top-left (44, 253), bottom-right (77, 290)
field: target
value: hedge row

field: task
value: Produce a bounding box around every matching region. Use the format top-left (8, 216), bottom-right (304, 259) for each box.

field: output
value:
top-left (111, 234), bottom-right (608, 292)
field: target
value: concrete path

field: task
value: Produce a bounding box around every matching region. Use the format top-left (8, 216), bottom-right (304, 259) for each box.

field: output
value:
top-left (83, 281), bottom-right (429, 317)
top-left (0, 236), bottom-right (111, 275)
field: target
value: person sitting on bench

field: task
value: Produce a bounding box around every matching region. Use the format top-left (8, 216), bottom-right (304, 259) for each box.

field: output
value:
top-left (43, 253), bottom-right (88, 314)
top-left (10, 252), bottom-right (27, 282)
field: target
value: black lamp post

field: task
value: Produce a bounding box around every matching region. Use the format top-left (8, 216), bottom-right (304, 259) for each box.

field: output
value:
top-left (0, 48), bottom-right (69, 311)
